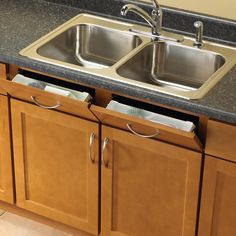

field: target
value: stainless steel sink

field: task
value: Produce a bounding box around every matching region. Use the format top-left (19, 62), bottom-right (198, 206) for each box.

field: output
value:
top-left (20, 13), bottom-right (236, 99)
top-left (117, 42), bottom-right (225, 92)
top-left (37, 24), bottom-right (142, 69)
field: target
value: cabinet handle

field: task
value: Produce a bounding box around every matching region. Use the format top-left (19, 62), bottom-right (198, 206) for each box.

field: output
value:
top-left (89, 133), bottom-right (95, 163)
top-left (31, 96), bottom-right (61, 109)
top-left (127, 123), bottom-right (159, 138)
top-left (102, 137), bottom-right (109, 168)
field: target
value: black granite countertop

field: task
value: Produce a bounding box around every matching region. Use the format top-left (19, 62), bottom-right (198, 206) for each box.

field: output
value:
top-left (0, 0), bottom-right (236, 124)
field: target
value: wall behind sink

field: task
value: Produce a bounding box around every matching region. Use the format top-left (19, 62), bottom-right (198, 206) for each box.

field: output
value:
top-left (139, 0), bottom-right (236, 21)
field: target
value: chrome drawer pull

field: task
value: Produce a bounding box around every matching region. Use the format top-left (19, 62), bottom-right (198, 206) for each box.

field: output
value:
top-left (89, 133), bottom-right (95, 163)
top-left (127, 123), bottom-right (159, 138)
top-left (102, 137), bottom-right (109, 168)
top-left (31, 96), bottom-right (61, 109)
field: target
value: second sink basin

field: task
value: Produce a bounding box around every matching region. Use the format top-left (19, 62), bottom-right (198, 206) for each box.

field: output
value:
top-left (117, 41), bottom-right (225, 92)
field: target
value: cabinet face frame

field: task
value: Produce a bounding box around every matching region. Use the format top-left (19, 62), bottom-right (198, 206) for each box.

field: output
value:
top-left (206, 120), bottom-right (236, 162)
top-left (11, 99), bottom-right (99, 235)
top-left (0, 95), bottom-right (14, 203)
top-left (101, 125), bottom-right (201, 236)
top-left (199, 155), bottom-right (236, 236)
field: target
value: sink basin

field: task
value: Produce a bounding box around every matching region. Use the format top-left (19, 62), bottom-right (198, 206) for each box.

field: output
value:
top-left (20, 14), bottom-right (145, 71)
top-left (117, 41), bottom-right (225, 92)
top-left (37, 24), bottom-right (142, 69)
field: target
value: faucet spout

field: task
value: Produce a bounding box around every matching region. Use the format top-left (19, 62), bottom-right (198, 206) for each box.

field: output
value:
top-left (120, 2), bottom-right (162, 35)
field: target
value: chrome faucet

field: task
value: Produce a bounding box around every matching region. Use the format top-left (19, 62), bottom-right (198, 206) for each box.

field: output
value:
top-left (120, 0), bottom-right (162, 35)
top-left (193, 21), bottom-right (204, 48)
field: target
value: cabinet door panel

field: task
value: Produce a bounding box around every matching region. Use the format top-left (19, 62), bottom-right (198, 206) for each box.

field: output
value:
top-left (1, 78), bottom-right (97, 121)
top-left (91, 104), bottom-right (202, 151)
top-left (199, 155), bottom-right (236, 236)
top-left (101, 126), bottom-right (201, 236)
top-left (0, 95), bottom-right (14, 203)
top-left (11, 99), bottom-right (99, 235)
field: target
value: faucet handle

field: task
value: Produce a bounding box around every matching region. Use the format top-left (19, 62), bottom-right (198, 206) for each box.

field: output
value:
top-left (194, 21), bottom-right (204, 48)
top-left (151, 0), bottom-right (162, 28)
top-left (152, 0), bottom-right (161, 11)
top-left (151, 0), bottom-right (161, 16)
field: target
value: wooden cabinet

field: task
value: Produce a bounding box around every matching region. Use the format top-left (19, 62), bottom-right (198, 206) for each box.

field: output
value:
top-left (11, 99), bottom-right (99, 235)
top-left (101, 125), bottom-right (202, 236)
top-left (0, 95), bottom-right (14, 203)
top-left (199, 155), bottom-right (236, 236)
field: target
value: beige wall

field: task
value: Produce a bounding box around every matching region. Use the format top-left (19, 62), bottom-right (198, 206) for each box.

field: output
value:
top-left (140, 0), bottom-right (236, 20)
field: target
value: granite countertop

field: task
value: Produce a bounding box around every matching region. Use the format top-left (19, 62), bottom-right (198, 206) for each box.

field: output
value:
top-left (0, 0), bottom-right (236, 124)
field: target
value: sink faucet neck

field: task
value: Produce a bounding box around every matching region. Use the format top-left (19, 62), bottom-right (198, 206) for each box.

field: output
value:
top-left (120, 0), bottom-right (162, 35)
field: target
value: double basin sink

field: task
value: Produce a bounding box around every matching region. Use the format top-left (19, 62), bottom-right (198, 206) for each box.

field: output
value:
top-left (20, 14), bottom-right (236, 99)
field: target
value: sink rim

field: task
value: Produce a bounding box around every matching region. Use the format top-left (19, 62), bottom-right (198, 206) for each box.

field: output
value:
top-left (116, 39), bottom-right (236, 99)
top-left (19, 13), bottom-right (236, 100)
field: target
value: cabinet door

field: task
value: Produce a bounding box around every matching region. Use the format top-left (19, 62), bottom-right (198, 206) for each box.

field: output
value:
top-left (101, 126), bottom-right (201, 236)
top-left (199, 155), bottom-right (236, 236)
top-left (11, 99), bottom-right (99, 235)
top-left (0, 95), bottom-right (14, 203)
